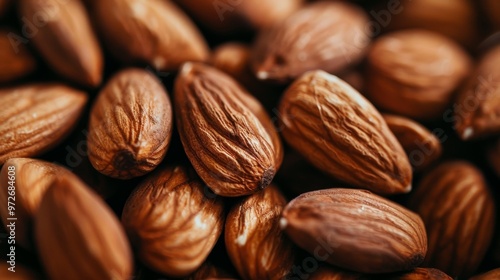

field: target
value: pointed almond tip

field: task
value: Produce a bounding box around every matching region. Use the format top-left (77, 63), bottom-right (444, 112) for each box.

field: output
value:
top-left (462, 127), bottom-right (474, 140)
top-left (279, 217), bottom-right (288, 229)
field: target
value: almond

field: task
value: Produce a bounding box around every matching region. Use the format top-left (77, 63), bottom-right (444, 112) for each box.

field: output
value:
top-left (251, 2), bottom-right (370, 83)
top-left (0, 30), bottom-right (36, 83)
top-left (470, 268), bottom-right (500, 280)
top-left (409, 161), bottom-right (495, 278)
top-left (19, 0), bottom-right (103, 87)
top-left (382, 268), bottom-right (453, 280)
top-left (383, 114), bottom-right (442, 170)
top-left (0, 84), bottom-right (87, 165)
top-left (87, 68), bottom-right (172, 179)
top-left (365, 30), bottom-right (471, 120)
top-left (278, 70), bottom-right (412, 195)
top-left (454, 45), bottom-right (500, 140)
top-left (122, 166), bottom-right (224, 277)
top-left (91, 0), bottom-right (208, 71)
top-left (35, 174), bottom-right (133, 280)
top-left (281, 188), bottom-right (427, 273)
top-left (225, 185), bottom-right (294, 280)
top-left (174, 63), bottom-right (283, 197)
top-left (186, 261), bottom-right (238, 280)
top-left (308, 266), bottom-right (365, 280)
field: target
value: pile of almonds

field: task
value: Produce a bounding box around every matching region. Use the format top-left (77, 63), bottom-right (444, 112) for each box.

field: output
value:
top-left (1, 0), bottom-right (500, 279)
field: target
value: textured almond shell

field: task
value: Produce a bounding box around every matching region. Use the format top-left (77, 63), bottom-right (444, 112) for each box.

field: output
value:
top-left (0, 30), bottom-right (35, 83)
top-left (19, 0), bottom-right (103, 86)
top-left (35, 175), bottom-right (133, 280)
top-left (251, 1), bottom-right (369, 83)
top-left (0, 83), bottom-right (87, 165)
top-left (225, 185), bottom-right (294, 280)
top-left (174, 63), bottom-right (283, 197)
top-left (87, 68), bottom-right (172, 179)
top-left (122, 166), bottom-right (224, 277)
top-left (279, 70), bottom-right (412, 195)
top-left (281, 188), bottom-right (427, 274)
top-left (409, 161), bottom-right (495, 278)
top-left (92, 0), bottom-right (208, 71)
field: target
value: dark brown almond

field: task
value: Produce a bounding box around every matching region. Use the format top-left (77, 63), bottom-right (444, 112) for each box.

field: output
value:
top-left (0, 30), bottom-right (36, 83)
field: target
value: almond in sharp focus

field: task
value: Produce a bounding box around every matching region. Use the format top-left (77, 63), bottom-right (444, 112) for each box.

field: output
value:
top-left (0, 83), bottom-right (87, 165)
top-left (122, 166), bottom-right (224, 277)
top-left (19, 0), bottom-right (103, 87)
top-left (0, 30), bottom-right (36, 83)
top-left (91, 0), bottom-right (208, 71)
top-left (409, 161), bottom-right (495, 278)
top-left (174, 63), bottom-right (283, 197)
top-left (35, 174), bottom-right (133, 280)
top-left (279, 70), bottom-right (412, 195)
top-left (281, 188), bottom-right (427, 274)
top-left (251, 1), bottom-right (370, 83)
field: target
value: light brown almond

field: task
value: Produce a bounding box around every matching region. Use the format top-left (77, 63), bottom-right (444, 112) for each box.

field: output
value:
top-left (0, 30), bottom-right (36, 83)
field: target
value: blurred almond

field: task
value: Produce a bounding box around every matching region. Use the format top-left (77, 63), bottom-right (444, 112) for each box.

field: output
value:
top-left (470, 268), bottom-right (500, 280)
top-left (0, 30), bottom-right (36, 83)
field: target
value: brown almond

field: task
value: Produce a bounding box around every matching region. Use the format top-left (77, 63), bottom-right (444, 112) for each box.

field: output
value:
top-left (0, 84), bottom-right (87, 165)
top-left (185, 261), bottom-right (237, 280)
top-left (35, 175), bottom-right (133, 280)
top-left (174, 63), bottom-right (283, 197)
top-left (0, 30), bottom-right (36, 83)
top-left (383, 114), bottom-right (442, 170)
top-left (281, 188), bottom-right (427, 274)
top-left (19, 0), bottom-right (103, 87)
top-left (122, 166), bottom-right (224, 277)
top-left (279, 70), bottom-right (412, 195)
top-left (469, 268), bottom-right (500, 280)
top-left (365, 30), bottom-right (471, 120)
top-left (92, 0), bottom-right (208, 71)
top-left (251, 2), bottom-right (370, 83)
top-left (308, 267), bottom-right (366, 280)
top-left (87, 68), bottom-right (172, 179)
top-left (409, 161), bottom-right (495, 278)
top-left (225, 185), bottom-right (294, 280)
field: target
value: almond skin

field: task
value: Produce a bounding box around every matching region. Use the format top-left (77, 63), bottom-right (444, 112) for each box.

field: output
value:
top-left (409, 161), bottom-right (495, 278)
top-left (281, 188), bottom-right (427, 273)
top-left (91, 0), bottom-right (208, 71)
top-left (454, 45), bottom-right (500, 140)
top-left (87, 68), bottom-right (172, 179)
top-left (122, 166), bottom-right (224, 277)
top-left (0, 84), bottom-right (87, 165)
top-left (174, 63), bottom-right (283, 197)
top-left (225, 185), bottom-right (294, 280)
top-left (19, 0), bottom-right (103, 87)
top-left (469, 268), bottom-right (500, 280)
top-left (0, 30), bottom-right (36, 83)
top-left (365, 30), bottom-right (471, 120)
top-left (35, 175), bottom-right (133, 280)
top-left (279, 70), bottom-right (412, 195)
top-left (251, 2), bottom-right (370, 83)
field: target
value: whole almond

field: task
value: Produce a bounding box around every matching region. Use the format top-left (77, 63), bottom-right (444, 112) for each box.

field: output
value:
top-left (91, 0), bottom-right (208, 71)
top-left (87, 68), bottom-right (172, 179)
top-left (470, 268), bottom-right (500, 280)
top-left (174, 63), bottom-right (283, 197)
top-left (279, 70), bottom-right (412, 195)
top-left (365, 30), bottom-right (471, 120)
top-left (122, 166), bottom-right (224, 277)
top-left (252, 2), bottom-right (370, 83)
top-left (454, 45), bottom-right (500, 140)
top-left (19, 0), bottom-right (103, 87)
top-left (35, 175), bottom-right (133, 280)
top-left (0, 84), bottom-right (87, 165)
top-left (281, 188), bottom-right (427, 273)
top-left (225, 185), bottom-right (294, 279)
top-left (0, 30), bottom-right (36, 83)
top-left (383, 114), bottom-right (442, 170)
top-left (409, 161), bottom-right (495, 278)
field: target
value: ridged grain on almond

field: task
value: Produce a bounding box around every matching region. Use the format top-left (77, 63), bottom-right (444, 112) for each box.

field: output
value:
top-left (0, 158), bottom-right (69, 249)
top-left (122, 166), bottom-right (224, 277)
top-left (174, 63), bottom-right (283, 197)
top-left (279, 70), bottom-right (412, 195)
top-left (383, 114), bottom-right (442, 170)
top-left (281, 188), bottom-right (427, 273)
top-left (365, 30), bottom-right (471, 120)
top-left (0, 30), bottom-right (36, 83)
top-left (35, 175), bottom-right (133, 280)
top-left (454, 46), bottom-right (500, 140)
top-left (251, 2), bottom-right (370, 83)
top-left (225, 185), bottom-right (294, 280)
top-left (92, 0), bottom-right (208, 71)
top-left (409, 161), bottom-right (495, 278)
top-left (87, 68), bottom-right (172, 179)
top-left (0, 84), bottom-right (87, 165)
top-left (469, 268), bottom-right (500, 280)
top-left (382, 268), bottom-right (452, 280)
top-left (19, 0), bottom-right (103, 87)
